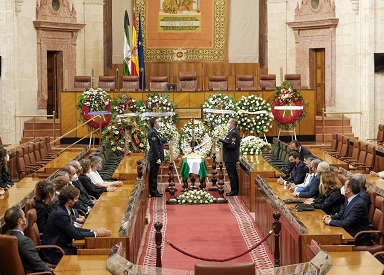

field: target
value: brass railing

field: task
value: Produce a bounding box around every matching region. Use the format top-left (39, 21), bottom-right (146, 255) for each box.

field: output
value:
top-left (15, 112), bottom-right (56, 141)
top-left (321, 108), bottom-right (362, 144)
top-left (51, 115), bottom-right (103, 152)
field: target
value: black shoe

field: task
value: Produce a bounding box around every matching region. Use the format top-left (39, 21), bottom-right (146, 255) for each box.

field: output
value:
top-left (156, 192), bottom-right (163, 196)
top-left (226, 192), bottom-right (238, 196)
top-left (151, 193), bottom-right (162, 197)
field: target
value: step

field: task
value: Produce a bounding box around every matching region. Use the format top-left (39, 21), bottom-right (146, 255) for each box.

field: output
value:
top-left (21, 136), bottom-right (60, 144)
top-left (24, 120), bottom-right (60, 130)
top-left (315, 126), bottom-right (353, 134)
top-left (23, 129), bottom-right (61, 137)
top-left (316, 133), bottom-right (354, 142)
top-left (315, 118), bottom-right (351, 127)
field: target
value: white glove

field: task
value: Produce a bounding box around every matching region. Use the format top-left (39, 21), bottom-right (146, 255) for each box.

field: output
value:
top-left (156, 159), bottom-right (161, 164)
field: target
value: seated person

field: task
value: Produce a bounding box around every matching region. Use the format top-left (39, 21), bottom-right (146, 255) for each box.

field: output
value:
top-left (370, 170), bottom-right (384, 179)
top-left (79, 159), bottom-right (117, 199)
top-left (51, 176), bottom-right (85, 226)
top-left (63, 164), bottom-right (94, 214)
top-left (4, 206), bottom-right (53, 273)
top-left (322, 178), bottom-right (371, 246)
top-left (294, 160), bottom-right (329, 198)
top-left (42, 185), bottom-right (111, 265)
top-left (305, 171), bottom-right (344, 215)
top-left (287, 156), bottom-right (315, 192)
top-left (35, 180), bottom-right (55, 232)
top-left (282, 141), bottom-right (313, 177)
top-left (0, 146), bottom-right (14, 191)
top-left (277, 151), bottom-right (308, 185)
top-left (352, 173), bottom-right (370, 211)
top-left (87, 156), bottom-right (123, 188)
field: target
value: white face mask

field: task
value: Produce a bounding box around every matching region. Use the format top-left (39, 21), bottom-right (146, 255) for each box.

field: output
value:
top-left (158, 122), bottom-right (162, 128)
top-left (71, 175), bottom-right (79, 182)
top-left (340, 186), bottom-right (345, 196)
top-left (227, 123), bottom-right (231, 130)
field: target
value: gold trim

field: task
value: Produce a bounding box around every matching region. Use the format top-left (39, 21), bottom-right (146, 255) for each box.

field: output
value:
top-left (136, 0), bottom-right (228, 62)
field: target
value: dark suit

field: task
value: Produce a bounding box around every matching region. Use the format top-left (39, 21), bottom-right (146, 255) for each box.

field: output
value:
top-left (9, 230), bottom-right (51, 273)
top-left (220, 127), bottom-right (241, 194)
top-left (72, 180), bottom-right (94, 207)
top-left (298, 175), bottom-right (320, 198)
top-left (42, 205), bottom-right (95, 264)
top-left (284, 145), bottom-right (313, 176)
top-left (312, 189), bottom-right (344, 215)
top-left (330, 195), bottom-right (371, 245)
top-left (286, 161), bottom-right (308, 185)
top-left (358, 189), bottom-right (371, 211)
top-left (79, 174), bottom-right (106, 199)
top-left (35, 200), bottom-right (53, 232)
top-left (147, 127), bottom-right (166, 196)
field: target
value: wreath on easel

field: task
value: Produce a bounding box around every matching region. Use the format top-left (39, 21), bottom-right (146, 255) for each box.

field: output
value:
top-left (271, 81), bottom-right (308, 130)
top-left (77, 88), bottom-right (112, 129)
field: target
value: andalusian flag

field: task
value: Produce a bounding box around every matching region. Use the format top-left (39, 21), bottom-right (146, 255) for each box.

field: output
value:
top-left (123, 10), bottom-right (131, 76)
top-left (130, 12), bottom-right (139, 76)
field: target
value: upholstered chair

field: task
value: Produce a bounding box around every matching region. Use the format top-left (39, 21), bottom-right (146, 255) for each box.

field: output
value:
top-left (284, 74), bottom-right (301, 88)
top-left (74, 76), bottom-right (91, 90)
top-left (178, 71), bottom-right (197, 91)
top-left (122, 76), bottom-right (140, 91)
top-left (259, 74), bottom-right (276, 90)
top-left (208, 76), bottom-right (228, 91)
top-left (98, 76), bottom-right (116, 91)
top-left (237, 75), bottom-right (255, 90)
top-left (149, 76), bottom-right (169, 91)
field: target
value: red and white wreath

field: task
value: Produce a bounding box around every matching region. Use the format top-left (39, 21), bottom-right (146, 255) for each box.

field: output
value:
top-left (271, 81), bottom-right (307, 130)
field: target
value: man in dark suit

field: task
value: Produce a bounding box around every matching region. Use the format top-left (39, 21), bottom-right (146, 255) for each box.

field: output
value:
top-left (283, 140), bottom-right (313, 177)
top-left (323, 178), bottom-right (371, 246)
top-left (4, 206), bottom-right (53, 274)
top-left (352, 173), bottom-right (370, 211)
top-left (277, 151), bottom-right (308, 185)
top-left (296, 160), bottom-right (329, 199)
top-left (147, 117), bottom-right (167, 197)
top-left (219, 118), bottom-right (241, 196)
top-left (42, 185), bottom-right (111, 264)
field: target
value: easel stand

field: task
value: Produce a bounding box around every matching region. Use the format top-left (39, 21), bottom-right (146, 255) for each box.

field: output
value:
top-left (274, 105), bottom-right (303, 140)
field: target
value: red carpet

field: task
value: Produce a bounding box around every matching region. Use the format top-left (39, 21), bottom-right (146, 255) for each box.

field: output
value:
top-left (138, 182), bottom-right (274, 272)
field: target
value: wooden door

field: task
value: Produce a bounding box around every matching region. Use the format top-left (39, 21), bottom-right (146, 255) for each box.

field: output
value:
top-left (47, 51), bottom-right (63, 118)
top-left (314, 49), bottom-right (325, 116)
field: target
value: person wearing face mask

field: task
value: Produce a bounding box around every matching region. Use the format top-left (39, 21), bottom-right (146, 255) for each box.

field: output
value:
top-left (0, 146), bottom-right (14, 192)
top-left (35, 181), bottom-right (55, 232)
top-left (4, 206), bottom-right (53, 273)
top-left (147, 117), bottom-right (167, 197)
top-left (42, 185), bottom-right (112, 265)
top-left (277, 151), bottom-right (308, 185)
top-left (87, 156), bottom-right (123, 188)
top-left (62, 165), bottom-right (93, 214)
top-left (218, 118), bottom-right (241, 196)
top-left (322, 178), bottom-right (371, 246)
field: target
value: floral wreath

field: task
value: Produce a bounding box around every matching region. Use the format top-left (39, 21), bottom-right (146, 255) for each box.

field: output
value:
top-left (112, 95), bottom-right (138, 115)
top-left (271, 81), bottom-right (308, 130)
top-left (158, 123), bottom-right (181, 162)
top-left (77, 88), bottom-right (112, 129)
top-left (176, 189), bottom-right (217, 205)
top-left (180, 119), bottom-right (211, 157)
top-left (240, 136), bottom-right (271, 155)
top-left (235, 95), bottom-right (273, 135)
top-left (202, 94), bottom-right (236, 130)
top-left (138, 93), bottom-right (179, 125)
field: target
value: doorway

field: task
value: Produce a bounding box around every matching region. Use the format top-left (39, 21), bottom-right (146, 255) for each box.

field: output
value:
top-left (47, 51), bottom-right (63, 118)
top-left (310, 49), bottom-right (325, 116)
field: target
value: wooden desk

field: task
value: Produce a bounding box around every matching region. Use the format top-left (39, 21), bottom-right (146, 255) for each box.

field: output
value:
top-left (309, 148), bottom-right (349, 170)
top-left (112, 154), bottom-right (145, 180)
top-left (239, 155), bottom-right (283, 212)
top-left (54, 255), bottom-right (110, 275)
top-left (37, 149), bottom-right (85, 174)
top-left (0, 177), bottom-right (40, 232)
top-left (365, 174), bottom-right (384, 197)
top-left (253, 175), bottom-right (353, 266)
top-left (327, 251), bottom-right (384, 274)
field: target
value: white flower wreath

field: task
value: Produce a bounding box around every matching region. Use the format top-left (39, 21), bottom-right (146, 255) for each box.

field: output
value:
top-left (235, 95), bottom-right (274, 136)
top-left (180, 119), bottom-right (211, 156)
top-left (240, 136), bottom-right (271, 155)
top-left (202, 94), bottom-right (236, 130)
top-left (177, 189), bottom-right (217, 205)
top-left (158, 123), bottom-right (181, 162)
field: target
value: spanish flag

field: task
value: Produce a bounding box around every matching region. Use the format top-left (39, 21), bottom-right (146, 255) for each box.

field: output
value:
top-left (130, 11), bottom-right (139, 76)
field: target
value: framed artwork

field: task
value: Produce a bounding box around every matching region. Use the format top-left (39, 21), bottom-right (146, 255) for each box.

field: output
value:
top-left (135, 0), bottom-right (228, 62)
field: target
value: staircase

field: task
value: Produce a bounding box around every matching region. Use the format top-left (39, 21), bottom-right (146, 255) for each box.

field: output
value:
top-left (21, 119), bottom-right (60, 144)
top-left (315, 116), bottom-right (355, 142)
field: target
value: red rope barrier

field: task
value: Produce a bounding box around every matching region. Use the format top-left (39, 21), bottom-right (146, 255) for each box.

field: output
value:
top-left (166, 229), bottom-right (273, 262)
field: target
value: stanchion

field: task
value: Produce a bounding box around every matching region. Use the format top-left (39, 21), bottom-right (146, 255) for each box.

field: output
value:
top-left (166, 162), bottom-right (177, 205)
top-left (273, 212), bottom-right (281, 267)
top-left (216, 162), bottom-right (227, 203)
top-left (189, 174), bottom-right (198, 190)
top-left (182, 177), bottom-right (189, 192)
top-left (155, 222), bottom-right (163, 268)
top-left (208, 152), bottom-right (218, 191)
top-left (136, 160), bottom-right (143, 179)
